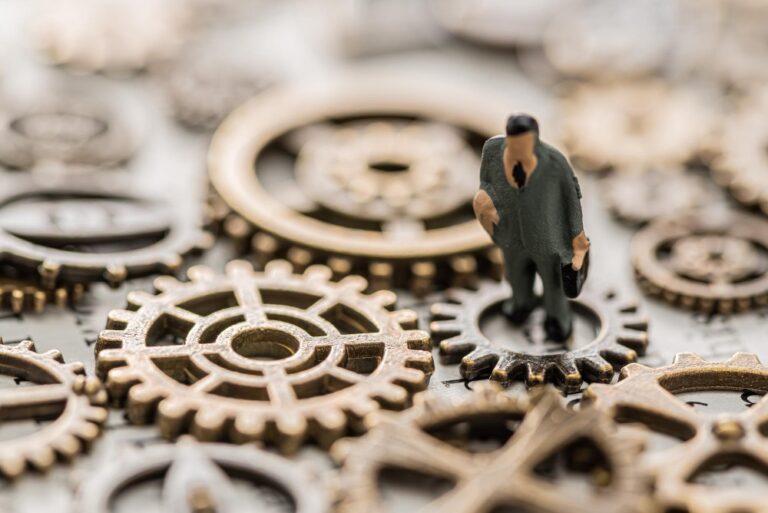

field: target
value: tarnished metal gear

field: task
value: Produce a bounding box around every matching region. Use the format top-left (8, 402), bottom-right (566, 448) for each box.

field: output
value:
top-left (584, 352), bottom-right (768, 513)
top-left (333, 383), bottom-right (650, 513)
top-left (34, 0), bottom-right (192, 74)
top-left (0, 96), bottom-right (133, 171)
top-left (0, 178), bottom-right (213, 288)
top-left (0, 276), bottom-right (85, 314)
top-left (560, 81), bottom-right (713, 172)
top-left (0, 338), bottom-right (107, 479)
top-left (601, 168), bottom-right (712, 226)
top-left (294, 120), bottom-right (478, 221)
top-left (208, 77), bottom-right (505, 295)
top-left (95, 260), bottom-right (434, 454)
top-left (632, 213), bottom-right (768, 313)
top-left (711, 88), bottom-right (768, 214)
top-left (159, 50), bottom-right (273, 130)
top-left (430, 281), bottom-right (649, 393)
top-left (78, 438), bottom-right (331, 513)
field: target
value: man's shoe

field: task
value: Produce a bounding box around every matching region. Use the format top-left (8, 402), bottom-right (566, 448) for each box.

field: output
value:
top-left (502, 299), bottom-right (534, 325)
top-left (544, 317), bottom-right (573, 342)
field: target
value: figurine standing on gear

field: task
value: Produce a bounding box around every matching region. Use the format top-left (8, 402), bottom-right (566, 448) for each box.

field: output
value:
top-left (473, 114), bottom-right (590, 341)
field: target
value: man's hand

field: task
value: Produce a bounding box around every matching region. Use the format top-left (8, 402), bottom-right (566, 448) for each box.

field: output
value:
top-left (473, 190), bottom-right (499, 236)
top-left (571, 231), bottom-right (590, 270)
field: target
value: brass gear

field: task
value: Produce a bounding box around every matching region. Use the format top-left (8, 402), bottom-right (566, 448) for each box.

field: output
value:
top-left (0, 339), bottom-right (107, 478)
top-left (0, 276), bottom-right (85, 314)
top-left (430, 281), bottom-right (649, 393)
top-left (0, 177), bottom-right (213, 288)
top-left (632, 212), bottom-right (768, 313)
top-left (96, 260), bottom-right (434, 453)
top-left (208, 76), bottom-right (505, 295)
top-left (711, 87), bottom-right (768, 214)
top-left (78, 438), bottom-right (332, 513)
top-left (600, 167), bottom-right (711, 226)
top-left (560, 81), bottom-right (713, 172)
top-left (333, 383), bottom-right (650, 513)
top-left (584, 352), bottom-right (768, 513)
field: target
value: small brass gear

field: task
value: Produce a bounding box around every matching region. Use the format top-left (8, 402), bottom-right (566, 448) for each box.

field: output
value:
top-left (0, 276), bottom-right (85, 314)
top-left (78, 438), bottom-right (332, 513)
top-left (208, 76), bottom-right (507, 295)
top-left (632, 212), bottom-right (768, 313)
top-left (96, 260), bottom-right (434, 453)
top-left (0, 339), bottom-right (107, 478)
top-left (333, 383), bottom-right (650, 513)
top-left (584, 352), bottom-right (768, 513)
top-left (430, 281), bottom-right (649, 393)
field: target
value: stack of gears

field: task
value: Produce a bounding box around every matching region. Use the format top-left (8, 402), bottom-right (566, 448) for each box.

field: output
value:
top-left (2, 0), bottom-right (768, 512)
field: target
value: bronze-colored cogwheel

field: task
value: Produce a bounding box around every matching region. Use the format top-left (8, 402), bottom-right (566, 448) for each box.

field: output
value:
top-left (34, 0), bottom-right (192, 74)
top-left (333, 383), bottom-right (650, 513)
top-left (711, 87), bottom-right (768, 214)
top-left (632, 212), bottom-right (768, 313)
top-left (430, 281), bottom-right (649, 393)
top-left (96, 260), bottom-right (434, 453)
top-left (78, 438), bottom-right (331, 513)
top-left (0, 276), bottom-right (85, 314)
top-left (294, 120), bottom-right (478, 222)
top-left (584, 352), bottom-right (768, 513)
top-left (601, 168), bottom-right (711, 226)
top-left (208, 76), bottom-right (506, 295)
top-left (560, 81), bottom-right (713, 172)
top-left (0, 96), bottom-right (133, 171)
top-left (0, 339), bottom-right (107, 478)
top-left (0, 177), bottom-right (213, 288)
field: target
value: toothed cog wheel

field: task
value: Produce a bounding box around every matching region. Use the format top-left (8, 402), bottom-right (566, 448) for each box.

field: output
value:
top-left (209, 77), bottom-right (507, 294)
top-left (333, 383), bottom-right (649, 513)
top-left (0, 276), bottom-right (85, 314)
top-left (584, 352), bottom-right (768, 513)
top-left (0, 339), bottom-right (107, 478)
top-left (96, 260), bottom-right (434, 453)
top-left (430, 281), bottom-right (649, 393)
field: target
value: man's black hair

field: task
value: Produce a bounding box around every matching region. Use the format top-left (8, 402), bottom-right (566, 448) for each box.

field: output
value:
top-left (505, 114), bottom-right (539, 137)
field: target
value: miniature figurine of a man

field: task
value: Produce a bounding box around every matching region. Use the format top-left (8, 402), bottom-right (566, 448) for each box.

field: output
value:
top-left (473, 114), bottom-right (590, 341)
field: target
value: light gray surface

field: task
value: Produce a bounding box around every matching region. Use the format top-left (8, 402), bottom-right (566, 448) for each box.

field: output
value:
top-left (1, 1), bottom-right (767, 511)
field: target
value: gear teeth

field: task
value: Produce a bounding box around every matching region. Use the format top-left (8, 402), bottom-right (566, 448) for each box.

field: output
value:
top-left (303, 264), bottom-right (333, 282)
top-left (600, 345), bottom-right (638, 367)
top-left (621, 316), bottom-right (649, 332)
top-left (672, 353), bottom-right (706, 366)
top-left (106, 309), bottom-right (135, 327)
top-left (127, 383), bottom-right (164, 423)
top-left (404, 330), bottom-right (431, 352)
top-left (14, 339), bottom-right (36, 351)
top-left (618, 362), bottom-right (652, 379)
top-left (394, 367), bottom-right (429, 390)
top-left (372, 383), bottom-right (409, 408)
top-left (187, 264), bottom-right (218, 283)
top-left (449, 255), bottom-right (478, 289)
top-left (429, 320), bottom-right (463, 339)
top-left (225, 259), bottom-right (256, 277)
top-left (158, 397), bottom-right (194, 439)
top-left (232, 412), bottom-right (266, 443)
top-left (726, 352), bottom-right (762, 367)
top-left (430, 302), bottom-right (464, 321)
top-left (95, 330), bottom-right (126, 353)
top-left (525, 361), bottom-right (548, 387)
top-left (369, 290), bottom-right (398, 310)
top-left (103, 366), bottom-right (142, 401)
top-left (577, 355), bottom-right (615, 382)
top-left (393, 309), bottom-right (418, 329)
top-left (104, 264), bottom-right (128, 287)
top-left (153, 275), bottom-right (181, 292)
top-left (460, 348), bottom-right (499, 379)
top-left (264, 259), bottom-right (293, 277)
top-left (286, 247), bottom-right (314, 273)
top-left (313, 408), bottom-right (347, 449)
top-left (439, 335), bottom-right (476, 358)
top-left (338, 275), bottom-right (368, 292)
top-left (126, 290), bottom-right (156, 308)
top-left (405, 350), bottom-right (433, 375)
top-left (191, 408), bottom-right (228, 442)
top-left (328, 256), bottom-right (353, 280)
top-left (275, 413), bottom-right (308, 455)
top-left (368, 262), bottom-right (393, 291)
top-left (616, 330), bottom-right (649, 352)
top-left (409, 261), bottom-right (436, 297)
top-left (348, 398), bottom-right (381, 428)
top-left (160, 254), bottom-right (183, 272)
top-left (251, 233), bottom-right (280, 266)
top-left (39, 260), bottom-right (61, 289)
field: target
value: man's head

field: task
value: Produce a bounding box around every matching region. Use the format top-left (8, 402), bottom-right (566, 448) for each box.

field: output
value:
top-left (505, 114), bottom-right (539, 161)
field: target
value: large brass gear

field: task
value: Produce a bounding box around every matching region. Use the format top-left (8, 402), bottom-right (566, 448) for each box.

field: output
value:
top-left (332, 383), bottom-right (650, 513)
top-left (0, 177), bottom-right (213, 288)
top-left (632, 212), bottom-right (768, 313)
top-left (78, 438), bottom-right (332, 513)
top-left (584, 352), bottom-right (768, 513)
top-left (96, 260), bottom-right (434, 453)
top-left (560, 81), bottom-right (713, 172)
top-left (711, 87), bottom-right (768, 214)
top-left (0, 339), bottom-right (107, 478)
top-left (208, 76), bottom-right (505, 295)
top-left (430, 281), bottom-right (649, 393)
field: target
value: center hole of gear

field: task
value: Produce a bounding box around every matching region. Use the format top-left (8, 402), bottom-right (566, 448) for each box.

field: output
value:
top-left (369, 160), bottom-right (410, 173)
top-left (230, 328), bottom-right (300, 361)
top-left (479, 301), bottom-right (600, 356)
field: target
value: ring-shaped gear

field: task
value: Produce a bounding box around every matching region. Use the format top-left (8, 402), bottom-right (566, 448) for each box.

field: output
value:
top-left (584, 352), bottom-right (768, 513)
top-left (0, 276), bottom-right (85, 314)
top-left (0, 96), bottom-right (133, 171)
top-left (711, 88), bottom-right (768, 214)
top-left (294, 120), bottom-right (478, 221)
top-left (632, 212), bottom-right (768, 313)
top-left (601, 168), bottom-right (711, 226)
top-left (78, 438), bottom-right (331, 513)
top-left (560, 81), bottom-right (713, 172)
top-left (96, 260), bottom-right (434, 454)
top-left (0, 338), bottom-right (107, 478)
top-left (333, 383), bottom-right (650, 513)
top-left (208, 76), bottom-right (505, 294)
top-left (430, 281), bottom-right (649, 393)
top-left (0, 179), bottom-right (213, 288)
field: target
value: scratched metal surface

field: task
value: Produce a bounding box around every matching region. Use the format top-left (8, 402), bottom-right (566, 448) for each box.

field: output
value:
top-left (0, 1), bottom-right (766, 511)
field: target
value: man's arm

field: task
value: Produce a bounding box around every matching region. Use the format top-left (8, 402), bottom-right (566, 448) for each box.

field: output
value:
top-left (560, 161), bottom-right (589, 270)
top-left (473, 189), bottom-right (499, 237)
